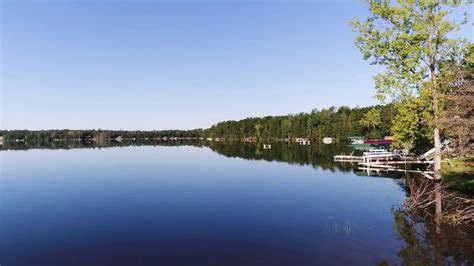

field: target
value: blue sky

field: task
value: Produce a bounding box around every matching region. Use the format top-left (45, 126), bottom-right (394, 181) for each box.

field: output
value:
top-left (1, 1), bottom-right (470, 130)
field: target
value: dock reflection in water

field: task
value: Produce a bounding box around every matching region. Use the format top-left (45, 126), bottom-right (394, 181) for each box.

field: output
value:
top-left (0, 141), bottom-right (472, 265)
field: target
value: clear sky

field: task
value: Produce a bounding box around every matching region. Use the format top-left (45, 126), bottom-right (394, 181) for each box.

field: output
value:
top-left (0, 0), bottom-right (469, 130)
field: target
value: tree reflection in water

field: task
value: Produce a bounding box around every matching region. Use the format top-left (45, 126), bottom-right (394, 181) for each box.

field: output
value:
top-left (388, 175), bottom-right (474, 265)
top-left (2, 140), bottom-right (473, 263)
top-left (206, 142), bottom-right (355, 172)
top-left (389, 207), bottom-right (474, 265)
top-left (208, 144), bottom-right (474, 265)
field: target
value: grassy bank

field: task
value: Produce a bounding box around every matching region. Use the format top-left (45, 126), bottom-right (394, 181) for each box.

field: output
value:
top-left (443, 157), bottom-right (474, 194)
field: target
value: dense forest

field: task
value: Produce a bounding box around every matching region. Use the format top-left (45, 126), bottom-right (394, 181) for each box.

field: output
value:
top-left (0, 104), bottom-right (395, 145)
top-left (206, 104), bottom-right (395, 141)
top-left (0, 129), bottom-right (204, 143)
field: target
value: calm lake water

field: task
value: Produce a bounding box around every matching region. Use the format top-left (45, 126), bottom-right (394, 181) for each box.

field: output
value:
top-left (1, 143), bottom-right (472, 265)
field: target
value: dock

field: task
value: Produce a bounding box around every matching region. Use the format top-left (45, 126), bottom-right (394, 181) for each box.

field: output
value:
top-left (358, 160), bottom-right (434, 166)
top-left (334, 155), bottom-right (364, 162)
top-left (334, 149), bottom-right (435, 178)
top-left (358, 167), bottom-right (435, 178)
top-left (334, 150), bottom-right (399, 164)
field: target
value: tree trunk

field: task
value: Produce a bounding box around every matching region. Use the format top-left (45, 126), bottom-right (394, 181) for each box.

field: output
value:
top-left (427, 13), bottom-right (442, 180)
top-left (431, 72), bottom-right (442, 180)
top-left (433, 122), bottom-right (442, 180)
top-left (458, 130), bottom-right (464, 156)
top-left (435, 182), bottom-right (442, 234)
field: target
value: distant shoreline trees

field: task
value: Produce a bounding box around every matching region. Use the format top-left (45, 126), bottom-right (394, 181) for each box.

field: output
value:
top-left (0, 104), bottom-right (395, 146)
top-left (205, 105), bottom-right (395, 142)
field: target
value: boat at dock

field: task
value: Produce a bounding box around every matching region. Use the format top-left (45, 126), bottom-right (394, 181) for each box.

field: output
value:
top-left (334, 147), bottom-right (435, 179)
top-left (363, 139), bottom-right (393, 145)
top-left (347, 136), bottom-right (393, 150)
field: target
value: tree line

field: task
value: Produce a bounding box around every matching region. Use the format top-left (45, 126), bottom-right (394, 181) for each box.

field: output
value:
top-left (0, 129), bottom-right (204, 143)
top-left (206, 104), bottom-right (395, 142)
top-left (0, 104), bottom-right (395, 145)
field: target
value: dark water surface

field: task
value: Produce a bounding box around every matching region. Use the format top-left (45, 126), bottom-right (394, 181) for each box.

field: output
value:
top-left (0, 143), bottom-right (472, 265)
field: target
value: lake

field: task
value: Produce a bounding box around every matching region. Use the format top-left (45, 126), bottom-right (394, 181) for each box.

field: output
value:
top-left (1, 142), bottom-right (472, 265)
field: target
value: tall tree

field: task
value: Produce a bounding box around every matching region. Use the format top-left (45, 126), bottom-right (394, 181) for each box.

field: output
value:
top-left (442, 44), bottom-right (474, 156)
top-left (350, 0), bottom-right (471, 179)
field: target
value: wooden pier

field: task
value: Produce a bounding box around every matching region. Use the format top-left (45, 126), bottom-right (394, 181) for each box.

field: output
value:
top-left (358, 160), bottom-right (433, 166)
top-left (334, 155), bottom-right (364, 162)
top-left (334, 149), bottom-right (435, 178)
top-left (358, 167), bottom-right (435, 179)
top-left (335, 150), bottom-right (434, 165)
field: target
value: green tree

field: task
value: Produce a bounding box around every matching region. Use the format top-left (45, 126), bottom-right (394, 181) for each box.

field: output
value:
top-left (360, 108), bottom-right (381, 130)
top-left (350, 0), bottom-right (471, 179)
top-left (391, 89), bottom-right (433, 152)
top-left (281, 118), bottom-right (292, 140)
top-left (442, 44), bottom-right (474, 156)
top-left (254, 123), bottom-right (262, 141)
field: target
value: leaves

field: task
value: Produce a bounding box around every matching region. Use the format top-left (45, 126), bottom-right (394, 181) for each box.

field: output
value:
top-left (391, 88), bottom-right (433, 152)
top-left (351, 0), bottom-right (471, 157)
top-left (350, 0), bottom-right (470, 102)
top-left (360, 108), bottom-right (382, 130)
